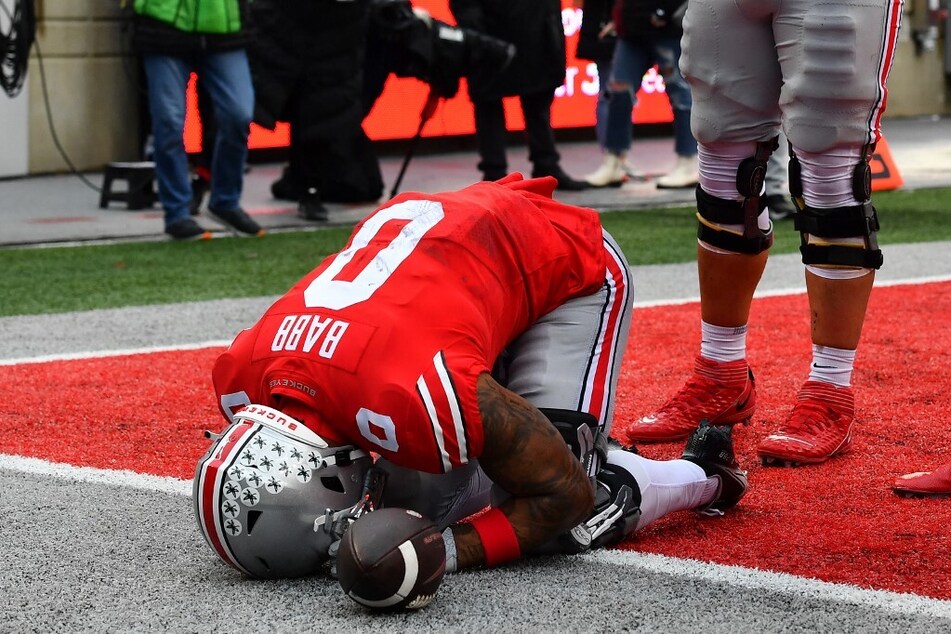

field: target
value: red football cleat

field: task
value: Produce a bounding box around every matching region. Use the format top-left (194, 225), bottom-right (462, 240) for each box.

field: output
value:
top-left (893, 461), bottom-right (951, 498)
top-left (614, 355), bottom-right (756, 445)
top-left (758, 381), bottom-right (854, 466)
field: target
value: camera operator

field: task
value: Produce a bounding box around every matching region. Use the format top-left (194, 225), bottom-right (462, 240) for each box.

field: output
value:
top-left (249, 0), bottom-right (383, 221)
top-left (450, 0), bottom-right (588, 191)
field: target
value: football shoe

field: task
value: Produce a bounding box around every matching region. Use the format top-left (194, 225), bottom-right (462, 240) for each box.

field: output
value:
top-left (615, 355), bottom-right (756, 445)
top-left (680, 420), bottom-right (748, 514)
top-left (758, 381), bottom-right (854, 466)
top-left (893, 461), bottom-right (951, 499)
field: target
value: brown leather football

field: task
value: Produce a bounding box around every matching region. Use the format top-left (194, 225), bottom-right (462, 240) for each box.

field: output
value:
top-left (336, 507), bottom-right (446, 611)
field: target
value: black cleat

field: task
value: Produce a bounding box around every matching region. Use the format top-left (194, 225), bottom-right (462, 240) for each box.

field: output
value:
top-left (681, 419), bottom-right (748, 514)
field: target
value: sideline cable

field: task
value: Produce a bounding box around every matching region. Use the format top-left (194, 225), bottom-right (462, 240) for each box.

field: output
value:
top-left (0, 0), bottom-right (33, 97)
top-left (0, 0), bottom-right (101, 192)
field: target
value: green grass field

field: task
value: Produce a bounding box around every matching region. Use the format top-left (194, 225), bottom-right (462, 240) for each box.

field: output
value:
top-left (1, 187), bottom-right (948, 318)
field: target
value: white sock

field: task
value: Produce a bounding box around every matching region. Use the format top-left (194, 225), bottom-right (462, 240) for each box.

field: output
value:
top-left (606, 450), bottom-right (720, 531)
top-left (808, 344), bottom-right (856, 387)
top-left (700, 321), bottom-right (748, 363)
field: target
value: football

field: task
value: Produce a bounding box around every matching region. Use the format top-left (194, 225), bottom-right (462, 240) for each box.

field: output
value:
top-left (336, 507), bottom-right (447, 611)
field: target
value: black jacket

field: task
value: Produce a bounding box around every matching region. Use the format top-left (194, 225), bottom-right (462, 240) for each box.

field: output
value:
top-left (450, 0), bottom-right (565, 101)
top-left (131, 1), bottom-right (251, 56)
top-left (613, 0), bottom-right (684, 42)
top-left (247, 0), bottom-right (369, 140)
top-left (576, 0), bottom-right (617, 62)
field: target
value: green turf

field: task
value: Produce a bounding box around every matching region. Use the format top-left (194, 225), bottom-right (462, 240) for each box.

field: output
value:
top-left (1, 187), bottom-right (949, 317)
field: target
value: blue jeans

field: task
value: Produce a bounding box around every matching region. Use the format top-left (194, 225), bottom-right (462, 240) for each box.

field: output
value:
top-left (611, 36), bottom-right (697, 157)
top-left (142, 50), bottom-right (254, 227)
top-left (594, 55), bottom-right (635, 155)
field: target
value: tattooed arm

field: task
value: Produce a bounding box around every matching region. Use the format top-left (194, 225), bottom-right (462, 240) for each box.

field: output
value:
top-left (449, 372), bottom-right (595, 571)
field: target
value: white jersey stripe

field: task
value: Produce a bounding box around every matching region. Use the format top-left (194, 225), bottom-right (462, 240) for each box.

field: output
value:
top-left (417, 375), bottom-right (453, 473)
top-left (433, 351), bottom-right (468, 464)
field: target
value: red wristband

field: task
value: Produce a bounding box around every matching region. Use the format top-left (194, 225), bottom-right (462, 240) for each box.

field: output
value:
top-left (469, 507), bottom-right (521, 567)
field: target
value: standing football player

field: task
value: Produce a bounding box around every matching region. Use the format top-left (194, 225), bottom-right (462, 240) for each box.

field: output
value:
top-left (615, 0), bottom-right (904, 466)
top-left (195, 174), bottom-right (747, 579)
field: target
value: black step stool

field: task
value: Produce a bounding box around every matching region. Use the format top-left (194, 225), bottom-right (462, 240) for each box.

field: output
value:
top-left (99, 161), bottom-right (157, 210)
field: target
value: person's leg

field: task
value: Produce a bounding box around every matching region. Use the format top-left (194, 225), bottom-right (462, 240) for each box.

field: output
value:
top-left (198, 49), bottom-right (254, 213)
top-left (198, 49), bottom-right (262, 236)
top-left (615, 0), bottom-right (781, 445)
top-left (519, 90), bottom-right (560, 174)
top-left (520, 91), bottom-right (587, 190)
top-left (654, 35), bottom-right (700, 188)
top-left (472, 98), bottom-right (508, 180)
top-left (501, 229), bottom-right (633, 436)
top-left (585, 53), bottom-right (635, 187)
top-left (141, 53), bottom-right (202, 233)
top-left (757, 0), bottom-right (901, 465)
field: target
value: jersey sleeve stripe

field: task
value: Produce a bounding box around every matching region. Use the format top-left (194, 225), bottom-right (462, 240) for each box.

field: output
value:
top-left (417, 376), bottom-right (453, 473)
top-left (433, 350), bottom-right (470, 465)
top-left (195, 423), bottom-right (256, 575)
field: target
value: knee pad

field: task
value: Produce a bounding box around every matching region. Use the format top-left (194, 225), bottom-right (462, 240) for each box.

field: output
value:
top-left (789, 146), bottom-right (883, 270)
top-left (588, 462), bottom-right (643, 548)
top-left (696, 139), bottom-right (777, 255)
top-left (540, 408), bottom-right (607, 480)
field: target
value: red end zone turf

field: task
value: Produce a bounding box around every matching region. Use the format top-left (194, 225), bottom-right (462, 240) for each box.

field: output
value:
top-left (2, 281), bottom-right (949, 599)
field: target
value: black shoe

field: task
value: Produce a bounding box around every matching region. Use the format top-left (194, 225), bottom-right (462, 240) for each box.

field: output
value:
top-left (482, 170), bottom-right (506, 182)
top-left (271, 167), bottom-right (302, 201)
top-left (190, 175), bottom-right (210, 216)
top-left (208, 206), bottom-right (264, 236)
top-left (681, 419), bottom-right (748, 514)
top-left (532, 167), bottom-right (589, 191)
top-left (165, 217), bottom-right (212, 241)
top-left (298, 187), bottom-right (328, 222)
top-left (766, 194), bottom-right (796, 222)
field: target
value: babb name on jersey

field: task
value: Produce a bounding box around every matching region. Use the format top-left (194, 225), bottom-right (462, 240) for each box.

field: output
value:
top-left (271, 314), bottom-right (350, 358)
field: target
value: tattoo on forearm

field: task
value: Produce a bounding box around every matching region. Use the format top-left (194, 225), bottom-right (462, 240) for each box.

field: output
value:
top-left (450, 375), bottom-right (592, 569)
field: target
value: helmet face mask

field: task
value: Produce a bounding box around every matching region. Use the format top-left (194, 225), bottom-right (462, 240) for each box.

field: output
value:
top-left (194, 405), bottom-right (371, 579)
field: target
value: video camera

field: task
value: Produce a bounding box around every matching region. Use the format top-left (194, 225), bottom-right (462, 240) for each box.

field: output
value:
top-left (367, 0), bottom-right (516, 100)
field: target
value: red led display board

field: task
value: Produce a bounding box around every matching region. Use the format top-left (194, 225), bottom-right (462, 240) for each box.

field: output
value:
top-left (183, 0), bottom-right (674, 152)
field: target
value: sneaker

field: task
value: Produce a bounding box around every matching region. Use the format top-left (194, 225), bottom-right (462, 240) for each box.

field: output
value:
top-left (208, 206), bottom-right (264, 237)
top-left (681, 420), bottom-right (748, 514)
top-left (622, 159), bottom-right (648, 182)
top-left (532, 166), bottom-right (589, 192)
top-left (165, 217), bottom-right (212, 241)
top-left (757, 381), bottom-right (855, 466)
top-left (655, 154), bottom-right (699, 189)
top-left (615, 355), bottom-right (756, 445)
top-left (298, 187), bottom-right (329, 222)
top-left (766, 193), bottom-right (796, 222)
top-left (893, 461), bottom-right (951, 498)
top-left (584, 153), bottom-right (626, 188)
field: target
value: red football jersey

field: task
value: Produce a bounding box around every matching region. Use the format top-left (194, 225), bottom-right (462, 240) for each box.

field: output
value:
top-left (213, 175), bottom-right (607, 474)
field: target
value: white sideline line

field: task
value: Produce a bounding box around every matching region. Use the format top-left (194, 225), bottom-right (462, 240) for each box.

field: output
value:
top-left (3, 453), bottom-right (949, 620)
top-left (2, 275), bottom-right (950, 366)
top-left (0, 340), bottom-right (232, 366)
top-left (0, 453), bottom-right (191, 497)
top-left (632, 273), bottom-right (951, 309)
top-left (587, 550), bottom-right (951, 621)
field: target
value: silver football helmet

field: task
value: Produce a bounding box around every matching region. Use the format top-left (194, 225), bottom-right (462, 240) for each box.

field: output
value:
top-left (193, 404), bottom-right (372, 578)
